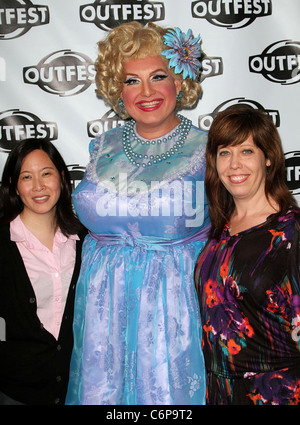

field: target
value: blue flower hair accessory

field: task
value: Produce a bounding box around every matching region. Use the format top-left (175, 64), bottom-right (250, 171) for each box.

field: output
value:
top-left (162, 28), bottom-right (202, 81)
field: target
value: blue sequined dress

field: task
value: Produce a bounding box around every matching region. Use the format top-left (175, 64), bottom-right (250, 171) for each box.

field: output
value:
top-left (66, 121), bottom-right (210, 405)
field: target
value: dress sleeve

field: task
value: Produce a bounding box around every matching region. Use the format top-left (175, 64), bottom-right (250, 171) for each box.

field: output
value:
top-left (89, 138), bottom-right (96, 154)
top-left (288, 217), bottom-right (300, 349)
top-left (86, 134), bottom-right (105, 183)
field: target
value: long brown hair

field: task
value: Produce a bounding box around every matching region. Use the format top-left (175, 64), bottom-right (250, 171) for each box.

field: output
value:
top-left (205, 105), bottom-right (296, 239)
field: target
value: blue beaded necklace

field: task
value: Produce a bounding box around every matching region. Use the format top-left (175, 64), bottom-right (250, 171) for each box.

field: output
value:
top-left (122, 114), bottom-right (192, 167)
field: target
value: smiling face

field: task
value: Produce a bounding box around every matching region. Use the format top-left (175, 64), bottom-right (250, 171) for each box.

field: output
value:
top-left (120, 55), bottom-right (182, 138)
top-left (17, 149), bottom-right (62, 221)
top-left (216, 135), bottom-right (271, 204)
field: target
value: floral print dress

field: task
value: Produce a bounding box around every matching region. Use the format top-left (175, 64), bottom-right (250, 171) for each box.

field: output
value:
top-left (195, 207), bottom-right (300, 405)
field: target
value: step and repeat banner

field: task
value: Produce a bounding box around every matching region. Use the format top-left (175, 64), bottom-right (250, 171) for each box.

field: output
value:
top-left (0, 0), bottom-right (300, 204)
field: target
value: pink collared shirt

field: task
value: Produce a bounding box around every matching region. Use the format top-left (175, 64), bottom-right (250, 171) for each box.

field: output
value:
top-left (10, 215), bottom-right (79, 340)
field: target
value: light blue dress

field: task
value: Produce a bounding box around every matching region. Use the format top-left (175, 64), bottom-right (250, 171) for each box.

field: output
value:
top-left (66, 122), bottom-right (210, 405)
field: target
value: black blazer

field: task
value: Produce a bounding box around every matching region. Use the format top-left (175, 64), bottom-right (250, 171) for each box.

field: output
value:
top-left (0, 223), bottom-right (85, 405)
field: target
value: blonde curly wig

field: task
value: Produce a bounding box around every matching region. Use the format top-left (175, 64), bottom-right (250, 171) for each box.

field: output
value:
top-left (94, 22), bottom-right (202, 119)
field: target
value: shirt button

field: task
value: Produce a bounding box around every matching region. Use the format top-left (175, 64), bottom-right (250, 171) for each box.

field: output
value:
top-left (56, 375), bottom-right (62, 382)
top-left (29, 297), bottom-right (36, 304)
top-left (54, 398), bottom-right (60, 404)
top-left (57, 345), bottom-right (61, 351)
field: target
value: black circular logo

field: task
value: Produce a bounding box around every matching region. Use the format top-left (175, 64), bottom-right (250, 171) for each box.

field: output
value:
top-left (0, 0), bottom-right (49, 40)
top-left (191, 0), bottom-right (272, 29)
top-left (0, 109), bottom-right (57, 152)
top-left (80, 0), bottom-right (165, 31)
top-left (249, 40), bottom-right (300, 85)
top-left (198, 97), bottom-right (280, 131)
top-left (23, 50), bottom-right (96, 96)
top-left (285, 151), bottom-right (300, 195)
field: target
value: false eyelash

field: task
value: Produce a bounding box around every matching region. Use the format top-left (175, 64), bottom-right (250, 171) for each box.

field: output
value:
top-left (124, 77), bottom-right (139, 85)
top-left (152, 74), bottom-right (168, 80)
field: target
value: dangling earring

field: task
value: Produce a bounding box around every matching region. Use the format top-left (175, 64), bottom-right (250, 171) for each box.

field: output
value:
top-left (176, 90), bottom-right (183, 102)
top-left (118, 98), bottom-right (125, 110)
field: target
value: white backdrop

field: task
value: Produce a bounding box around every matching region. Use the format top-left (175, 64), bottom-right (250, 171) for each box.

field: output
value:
top-left (1, 0), bottom-right (300, 204)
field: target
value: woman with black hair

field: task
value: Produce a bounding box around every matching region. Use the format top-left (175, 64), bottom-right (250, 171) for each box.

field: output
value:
top-left (0, 139), bottom-right (85, 405)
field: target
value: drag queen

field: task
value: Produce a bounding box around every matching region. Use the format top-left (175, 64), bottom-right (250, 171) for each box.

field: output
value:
top-left (66, 22), bottom-right (210, 405)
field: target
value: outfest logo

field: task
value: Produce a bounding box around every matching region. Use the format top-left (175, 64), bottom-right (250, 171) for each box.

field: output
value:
top-left (191, 0), bottom-right (272, 29)
top-left (199, 53), bottom-right (223, 83)
top-left (80, 0), bottom-right (165, 31)
top-left (23, 50), bottom-right (96, 96)
top-left (88, 110), bottom-right (125, 138)
top-left (249, 40), bottom-right (300, 85)
top-left (67, 164), bottom-right (86, 191)
top-left (198, 97), bottom-right (280, 131)
top-left (0, 109), bottom-right (58, 152)
top-left (285, 151), bottom-right (300, 196)
top-left (0, 0), bottom-right (49, 40)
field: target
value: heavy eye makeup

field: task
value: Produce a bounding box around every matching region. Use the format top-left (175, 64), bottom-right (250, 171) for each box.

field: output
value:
top-left (124, 76), bottom-right (139, 86)
top-left (151, 73), bottom-right (168, 82)
top-left (123, 72), bottom-right (169, 86)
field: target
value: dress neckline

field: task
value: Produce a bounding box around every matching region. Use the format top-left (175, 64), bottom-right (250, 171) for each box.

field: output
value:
top-left (224, 207), bottom-right (299, 239)
top-left (224, 212), bottom-right (280, 238)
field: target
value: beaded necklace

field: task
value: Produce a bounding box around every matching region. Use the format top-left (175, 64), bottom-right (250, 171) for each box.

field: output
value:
top-left (122, 114), bottom-right (192, 167)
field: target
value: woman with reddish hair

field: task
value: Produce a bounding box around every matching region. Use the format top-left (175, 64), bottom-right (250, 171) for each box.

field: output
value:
top-left (195, 105), bottom-right (300, 405)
